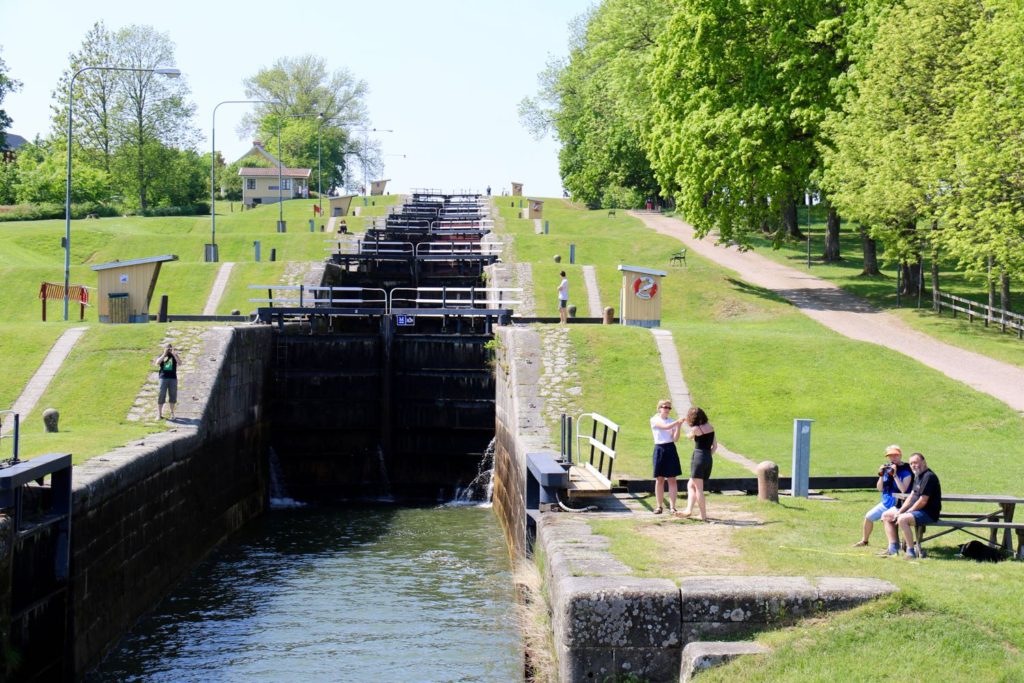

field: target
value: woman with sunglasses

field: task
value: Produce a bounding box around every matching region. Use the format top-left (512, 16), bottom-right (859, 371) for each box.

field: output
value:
top-left (677, 406), bottom-right (716, 521)
top-left (650, 399), bottom-right (685, 514)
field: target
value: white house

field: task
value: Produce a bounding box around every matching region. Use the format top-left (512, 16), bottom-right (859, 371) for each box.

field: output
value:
top-left (236, 141), bottom-right (311, 207)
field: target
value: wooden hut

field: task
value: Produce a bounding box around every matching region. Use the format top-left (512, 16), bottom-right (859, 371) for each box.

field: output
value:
top-left (91, 255), bottom-right (178, 323)
top-left (617, 265), bottom-right (667, 328)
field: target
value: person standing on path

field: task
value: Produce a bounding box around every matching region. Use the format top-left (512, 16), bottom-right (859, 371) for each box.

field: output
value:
top-left (558, 271), bottom-right (569, 324)
top-left (853, 445), bottom-right (913, 547)
top-left (154, 344), bottom-right (181, 420)
top-left (650, 400), bottom-right (685, 514)
top-left (677, 407), bottom-right (716, 521)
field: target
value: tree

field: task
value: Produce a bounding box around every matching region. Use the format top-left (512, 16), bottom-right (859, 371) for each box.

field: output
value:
top-left (112, 25), bottom-right (197, 209)
top-left (49, 22), bottom-right (119, 173)
top-left (520, 2), bottom-right (668, 208)
top-left (647, 0), bottom-right (850, 248)
top-left (938, 0), bottom-right (1024, 305)
top-left (0, 47), bottom-right (20, 151)
top-left (241, 55), bottom-right (370, 193)
top-left (822, 0), bottom-right (983, 294)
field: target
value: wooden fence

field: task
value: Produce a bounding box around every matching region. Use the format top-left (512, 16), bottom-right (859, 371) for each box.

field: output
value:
top-left (936, 291), bottom-right (1024, 339)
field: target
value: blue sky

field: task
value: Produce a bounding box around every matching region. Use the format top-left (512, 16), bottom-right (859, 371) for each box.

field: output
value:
top-left (1, 0), bottom-right (591, 196)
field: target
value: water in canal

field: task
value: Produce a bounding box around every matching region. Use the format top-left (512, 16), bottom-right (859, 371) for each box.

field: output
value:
top-left (88, 504), bottom-right (522, 682)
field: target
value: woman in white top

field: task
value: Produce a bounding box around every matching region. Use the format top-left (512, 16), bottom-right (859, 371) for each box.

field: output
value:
top-left (649, 399), bottom-right (685, 514)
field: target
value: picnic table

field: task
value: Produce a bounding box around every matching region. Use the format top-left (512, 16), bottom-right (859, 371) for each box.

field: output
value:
top-left (901, 493), bottom-right (1024, 559)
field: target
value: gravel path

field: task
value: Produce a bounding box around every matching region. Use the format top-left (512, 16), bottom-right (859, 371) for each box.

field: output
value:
top-left (631, 211), bottom-right (1024, 415)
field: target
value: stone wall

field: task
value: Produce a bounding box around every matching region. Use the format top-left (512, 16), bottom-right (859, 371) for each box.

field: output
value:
top-left (69, 325), bottom-right (273, 674)
top-left (537, 514), bottom-right (898, 683)
top-left (492, 325), bottom-right (549, 558)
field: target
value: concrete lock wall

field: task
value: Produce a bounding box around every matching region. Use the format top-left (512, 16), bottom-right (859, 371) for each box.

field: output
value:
top-left (69, 325), bottom-right (273, 674)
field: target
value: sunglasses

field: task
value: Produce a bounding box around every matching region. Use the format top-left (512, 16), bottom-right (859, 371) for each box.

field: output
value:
top-left (660, 405), bottom-right (672, 410)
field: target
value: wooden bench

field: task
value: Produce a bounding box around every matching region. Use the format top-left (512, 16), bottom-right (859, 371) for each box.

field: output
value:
top-left (670, 249), bottom-right (687, 267)
top-left (909, 493), bottom-right (1024, 557)
top-left (607, 208), bottom-right (617, 217)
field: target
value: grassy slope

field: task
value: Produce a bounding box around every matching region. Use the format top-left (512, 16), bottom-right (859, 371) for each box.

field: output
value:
top-left (735, 208), bottom-right (1024, 370)
top-left (499, 199), bottom-right (1024, 486)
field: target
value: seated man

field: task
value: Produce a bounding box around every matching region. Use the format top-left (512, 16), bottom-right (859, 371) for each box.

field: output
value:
top-left (881, 452), bottom-right (942, 558)
top-left (853, 445), bottom-right (912, 547)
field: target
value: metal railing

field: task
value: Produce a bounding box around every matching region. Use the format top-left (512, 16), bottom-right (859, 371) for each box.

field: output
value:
top-left (248, 285), bottom-right (388, 308)
top-left (324, 239), bottom-right (414, 256)
top-left (937, 291), bottom-right (1024, 339)
top-left (389, 286), bottom-right (521, 311)
top-left (414, 241), bottom-right (503, 256)
top-left (574, 412), bottom-right (619, 488)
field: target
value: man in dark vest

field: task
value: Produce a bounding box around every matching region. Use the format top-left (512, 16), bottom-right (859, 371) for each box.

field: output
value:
top-left (882, 452), bottom-right (941, 559)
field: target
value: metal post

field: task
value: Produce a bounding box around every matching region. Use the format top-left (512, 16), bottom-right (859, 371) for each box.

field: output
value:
top-left (569, 243), bottom-right (575, 264)
top-left (277, 121), bottom-right (284, 231)
top-left (254, 240), bottom-right (261, 262)
top-left (791, 418), bottom-right (814, 497)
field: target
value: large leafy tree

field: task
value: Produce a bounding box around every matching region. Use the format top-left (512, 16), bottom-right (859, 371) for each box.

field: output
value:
top-left (939, 0), bottom-right (1024, 306)
top-left (242, 55), bottom-right (370, 194)
top-left (521, 1), bottom-right (668, 208)
top-left (647, 0), bottom-right (849, 248)
top-left (0, 47), bottom-right (21, 153)
top-left (823, 0), bottom-right (982, 294)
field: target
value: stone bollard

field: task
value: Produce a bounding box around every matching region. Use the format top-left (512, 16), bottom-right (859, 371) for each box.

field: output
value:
top-left (567, 305), bottom-right (577, 318)
top-left (602, 307), bottom-right (614, 324)
top-left (756, 460), bottom-right (779, 502)
top-left (42, 408), bottom-right (59, 433)
top-left (553, 255), bottom-right (561, 263)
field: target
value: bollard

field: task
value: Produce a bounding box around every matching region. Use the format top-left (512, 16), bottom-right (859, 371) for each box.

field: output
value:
top-left (204, 243), bottom-right (219, 263)
top-left (320, 224), bottom-right (325, 232)
top-left (569, 243), bottom-right (575, 264)
top-left (158, 295), bottom-right (168, 323)
top-left (254, 240), bottom-right (261, 262)
top-left (553, 255), bottom-right (561, 263)
top-left (791, 419), bottom-right (814, 497)
top-left (277, 220), bottom-right (287, 233)
top-left (309, 218), bottom-right (315, 232)
top-left (270, 248), bottom-right (277, 262)
top-left (756, 461), bottom-right (779, 502)
top-left (42, 408), bottom-right (59, 433)
top-left (603, 306), bottom-right (614, 324)
top-left (544, 220), bottom-right (549, 234)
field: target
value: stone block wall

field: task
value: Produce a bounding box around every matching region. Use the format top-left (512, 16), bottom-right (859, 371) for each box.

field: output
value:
top-left (69, 325), bottom-right (273, 674)
top-left (492, 325), bottom-right (549, 559)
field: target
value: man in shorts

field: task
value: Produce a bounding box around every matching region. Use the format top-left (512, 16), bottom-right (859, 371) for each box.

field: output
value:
top-left (853, 445), bottom-right (912, 547)
top-left (557, 271), bottom-right (569, 324)
top-left (154, 344), bottom-right (181, 420)
top-left (881, 452), bottom-right (942, 558)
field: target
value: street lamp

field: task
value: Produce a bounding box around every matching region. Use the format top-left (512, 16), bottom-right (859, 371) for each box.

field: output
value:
top-left (208, 99), bottom-right (280, 262)
top-left (64, 65), bottom-right (180, 320)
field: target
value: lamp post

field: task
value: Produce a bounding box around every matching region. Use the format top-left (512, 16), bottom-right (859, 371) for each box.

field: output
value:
top-left (209, 99), bottom-right (280, 262)
top-left (64, 65), bottom-right (180, 321)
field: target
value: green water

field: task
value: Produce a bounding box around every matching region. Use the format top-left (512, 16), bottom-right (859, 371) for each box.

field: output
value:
top-left (87, 505), bottom-right (522, 682)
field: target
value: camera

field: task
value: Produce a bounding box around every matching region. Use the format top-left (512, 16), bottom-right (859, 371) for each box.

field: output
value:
top-left (878, 463), bottom-right (896, 477)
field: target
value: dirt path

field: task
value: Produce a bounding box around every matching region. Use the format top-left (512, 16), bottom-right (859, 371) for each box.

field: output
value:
top-left (632, 211), bottom-right (1024, 415)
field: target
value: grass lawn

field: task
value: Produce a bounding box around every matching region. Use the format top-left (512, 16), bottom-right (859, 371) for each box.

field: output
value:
top-left (589, 492), bottom-right (1024, 681)
top-left (499, 199), bottom-right (1024, 486)
top-left (731, 208), bottom-right (1024, 370)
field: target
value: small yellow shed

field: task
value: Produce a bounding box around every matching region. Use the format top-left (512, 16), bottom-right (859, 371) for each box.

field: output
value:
top-left (329, 194), bottom-right (357, 217)
top-left (524, 199), bottom-right (544, 219)
top-left (91, 254), bottom-right (178, 323)
top-left (511, 182), bottom-right (523, 197)
top-left (618, 265), bottom-right (667, 328)
top-left (370, 179), bottom-right (390, 196)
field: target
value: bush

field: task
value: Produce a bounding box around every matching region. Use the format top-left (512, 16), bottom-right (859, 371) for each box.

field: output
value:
top-left (0, 202), bottom-right (118, 222)
top-left (137, 203), bottom-right (210, 217)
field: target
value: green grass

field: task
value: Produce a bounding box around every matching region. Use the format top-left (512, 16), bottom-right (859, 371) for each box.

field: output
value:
top-left (733, 208), bottom-right (1024, 370)
top-left (12, 323), bottom-right (178, 464)
top-left (501, 199), bottom-right (1024, 484)
top-left (590, 493), bottom-right (1024, 681)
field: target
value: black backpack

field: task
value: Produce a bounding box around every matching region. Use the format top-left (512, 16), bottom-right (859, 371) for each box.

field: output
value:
top-left (959, 540), bottom-right (1006, 562)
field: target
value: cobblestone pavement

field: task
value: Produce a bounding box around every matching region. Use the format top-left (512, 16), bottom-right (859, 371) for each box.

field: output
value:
top-left (126, 326), bottom-right (206, 424)
top-left (537, 325), bottom-right (583, 429)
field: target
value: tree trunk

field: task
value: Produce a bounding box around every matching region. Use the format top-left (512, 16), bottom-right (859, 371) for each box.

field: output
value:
top-left (930, 251), bottom-right (940, 312)
top-left (860, 225), bottom-right (880, 275)
top-left (822, 205), bottom-right (841, 263)
top-left (1000, 270), bottom-right (1010, 314)
top-left (783, 195), bottom-right (804, 240)
top-left (987, 256), bottom-right (995, 322)
top-left (898, 260), bottom-right (921, 297)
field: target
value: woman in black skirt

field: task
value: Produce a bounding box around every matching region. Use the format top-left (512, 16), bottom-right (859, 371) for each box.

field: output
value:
top-left (677, 406), bottom-right (716, 521)
top-left (649, 399), bottom-right (685, 514)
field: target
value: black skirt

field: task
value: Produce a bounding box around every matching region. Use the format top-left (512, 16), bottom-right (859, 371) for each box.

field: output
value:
top-left (691, 448), bottom-right (713, 480)
top-left (652, 442), bottom-right (682, 478)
